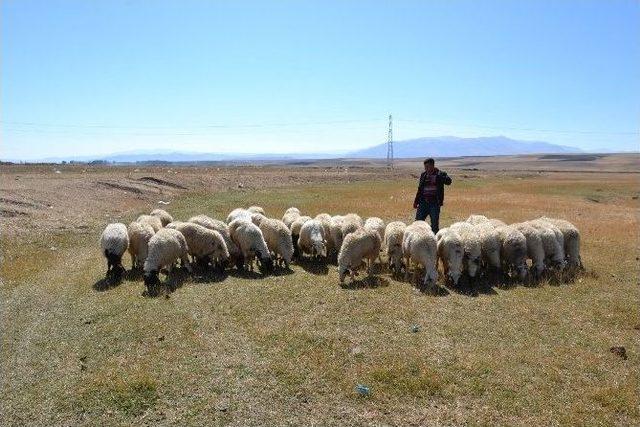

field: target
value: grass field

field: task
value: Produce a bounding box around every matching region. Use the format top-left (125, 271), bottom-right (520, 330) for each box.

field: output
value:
top-left (1, 170), bottom-right (639, 426)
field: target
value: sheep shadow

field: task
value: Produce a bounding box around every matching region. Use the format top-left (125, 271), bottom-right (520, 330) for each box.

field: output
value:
top-left (191, 268), bottom-right (229, 284)
top-left (340, 275), bottom-right (390, 290)
top-left (295, 256), bottom-right (329, 276)
top-left (271, 266), bottom-right (295, 277)
top-left (416, 283), bottom-right (450, 297)
top-left (143, 268), bottom-right (191, 297)
top-left (228, 268), bottom-right (267, 280)
top-left (92, 269), bottom-right (125, 291)
top-left (446, 276), bottom-right (498, 297)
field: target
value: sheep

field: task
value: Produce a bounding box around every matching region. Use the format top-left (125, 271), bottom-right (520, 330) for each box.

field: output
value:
top-left (337, 228), bottom-right (382, 283)
top-left (137, 214), bottom-right (163, 232)
top-left (488, 218), bottom-right (507, 228)
top-left (384, 221), bottom-right (407, 276)
top-left (340, 213), bottom-right (362, 239)
top-left (435, 227), bottom-right (464, 286)
top-left (259, 218), bottom-right (294, 268)
top-left (127, 221), bottom-right (155, 269)
top-left (402, 221), bottom-right (438, 287)
top-left (251, 213), bottom-right (267, 227)
top-left (290, 215), bottom-right (312, 258)
top-left (168, 222), bottom-right (229, 269)
top-left (166, 221), bottom-right (184, 229)
top-left (143, 228), bottom-right (191, 293)
top-left (100, 223), bottom-right (129, 279)
top-left (314, 213), bottom-right (334, 253)
top-left (150, 208), bottom-right (173, 227)
top-left (298, 219), bottom-right (327, 259)
top-left (364, 217), bottom-right (385, 241)
top-left (475, 222), bottom-right (502, 275)
top-left (494, 225), bottom-right (528, 282)
top-left (511, 222), bottom-right (546, 279)
top-left (229, 219), bottom-right (273, 273)
top-left (282, 208), bottom-right (301, 229)
top-left (188, 215), bottom-right (243, 269)
top-left (449, 222), bottom-right (482, 280)
top-left (328, 215), bottom-right (345, 253)
top-left (284, 207), bottom-right (300, 215)
top-left (466, 214), bottom-right (490, 225)
top-left (527, 219), bottom-right (566, 271)
top-left (539, 217), bottom-right (582, 269)
top-left (226, 208), bottom-right (252, 224)
top-left (247, 206), bottom-right (266, 216)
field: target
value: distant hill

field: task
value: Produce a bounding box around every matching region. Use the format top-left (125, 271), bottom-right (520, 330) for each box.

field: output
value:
top-left (348, 136), bottom-right (580, 158)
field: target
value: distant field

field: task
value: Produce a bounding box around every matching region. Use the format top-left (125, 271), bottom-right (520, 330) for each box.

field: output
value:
top-left (1, 157), bottom-right (639, 426)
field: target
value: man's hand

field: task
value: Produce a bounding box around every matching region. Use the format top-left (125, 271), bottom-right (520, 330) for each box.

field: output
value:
top-left (413, 202), bottom-right (418, 209)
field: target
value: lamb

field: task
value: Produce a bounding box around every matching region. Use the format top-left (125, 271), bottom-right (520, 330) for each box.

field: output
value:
top-left (435, 227), bottom-right (464, 286)
top-left (511, 222), bottom-right (546, 279)
top-left (229, 219), bottom-right (273, 273)
top-left (247, 206), bottom-right (266, 216)
top-left (494, 225), bottom-right (529, 281)
top-left (526, 219), bottom-right (566, 271)
top-left (187, 215), bottom-right (243, 269)
top-left (384, 221), bottom-right (407, 276)
top-left (150, 208), bottom-right (173, 227)
top-left (259, 218), bottom-right (294, 268)
top-left (143, 228), bottom-right (191, 293)
top-left (226, 208), bottom-right (252, 224)
top-left (168, 222), bottom-right (229, 268)
top-left (127, 221), bottom-right (155, 269)
top-left (337, 228), bottom-right (382, 283)
top-left (449, 222), bottom-right (482, 279)
top-left (539, 217), bottom-right (582, 269)
top-left (402, 221), bottom-right (438, 287)
top-left (298, 219), bottom-right (327, 258)
top-left (364, 217), bottom-right (385, 241)
top-left (282, 207), bottom-right (301, 229)
top-left (475, 222), bottom-right (502, 274)
top-left (100, 223), bottom-right (130, 279)
top-left (137, 214), bottom-right (163, 232)
top-left (290, 215), bottom-right (312, 257)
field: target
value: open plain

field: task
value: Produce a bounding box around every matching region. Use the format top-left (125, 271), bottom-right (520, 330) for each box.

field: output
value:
top-left (1, 153), bottom-right (639, 426)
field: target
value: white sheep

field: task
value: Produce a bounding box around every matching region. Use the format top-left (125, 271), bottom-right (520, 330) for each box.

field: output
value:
top-left (475, 222), bottom-right (502, 275)
top-left (251, 213), bottom-right (267, 227)
top-left (466, 214), bottom-right (490, 225)
top-left (512, 222), bottom-right (546, 279)
top-left (188, 215), bottom-right (243, 269)
top-left (137, 214), bottom-right (163, 232)
top-left (402, 221), bottom-right (438, 287)
top-left (282, 208), bottom-right (301, 229)
top-left (229, 219), bottom-right (273, 273)
top-left (226, 208), bottom-right (252, 224)
top-left (449, 222), bottom-right (482, 279)
top-left (247, 206), bottom-right (266, 216)
top-left (298, 219), bottom-right (327, 258)
top-left (364, 217), bottom-right (385, 241)
top-left (539, 217), bottom-right (582, 269)
top-left (340, 213), bottom-right (362, 239)
top-left (328, 215), bottom-right (345, 253)
top-left (435, 227), bottom-right (464, 286)
top-left (127, 221), bottom-right (155, 269)
top-left (527, 219), bottom-right (566, 271)
top-left (337, 228), bottom-right (382, 283)
top-left (100, 223), bottom-right (130, 278)
top-left (314, 213), bottom-right (334, 254)
top-left (290, 215), bottom-right (312, 257)
top-left (150, 208), bottom-right (173, 227)
top-left (168, 222), bottom-right (229, 268)
top-left (143, 228), bottom-right (191, 293)
top-left (494, 225), bottom-right (528, 281)
top-left (384, 221), bottom-right (407, 276)
top-left (259, 218), bottom-right (294, 268)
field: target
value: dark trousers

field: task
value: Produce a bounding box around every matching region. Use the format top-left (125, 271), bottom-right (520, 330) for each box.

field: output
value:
top-left (416, 199), bottom-right (440, 233)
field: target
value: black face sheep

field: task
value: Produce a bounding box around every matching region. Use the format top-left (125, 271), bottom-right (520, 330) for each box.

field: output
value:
top-left (100, 223), bottom-right (129, 280)
top-left (150, 208), bottom-right (173, 227)
top-left (337, 228), bottom-right (382, 283)
top-left (127, 221), bottom-right (155, 270)
top-left (229, 219), bottom-right (273, 274)
top-left (143, 228), bottom-right (191, 294)
top-left (402, 221), bottom-right (438, 287)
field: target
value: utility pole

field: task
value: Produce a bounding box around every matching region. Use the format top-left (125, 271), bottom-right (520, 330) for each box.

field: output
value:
top-left (386, 114), bottom-right (394, 168)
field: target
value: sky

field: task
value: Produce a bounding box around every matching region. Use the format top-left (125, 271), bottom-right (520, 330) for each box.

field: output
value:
top-left (2, 0), bottom-right (639, 160)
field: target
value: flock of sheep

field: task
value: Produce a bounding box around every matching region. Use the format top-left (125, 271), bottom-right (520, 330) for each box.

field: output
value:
top-left (99, 206), bottom-right (582, 294)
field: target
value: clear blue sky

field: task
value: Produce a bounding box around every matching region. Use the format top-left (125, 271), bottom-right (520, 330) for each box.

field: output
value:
top-left (2, 0), bottom-right (639, 160)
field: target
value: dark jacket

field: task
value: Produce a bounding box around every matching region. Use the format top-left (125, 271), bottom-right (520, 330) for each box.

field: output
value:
top-left (413, 168), bottom-right (452, 207)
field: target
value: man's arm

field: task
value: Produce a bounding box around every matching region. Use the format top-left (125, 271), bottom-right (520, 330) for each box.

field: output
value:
top-left (413, 173), bottom-right (424, 208)
top-left (440, 171), bottom-right (452, 185)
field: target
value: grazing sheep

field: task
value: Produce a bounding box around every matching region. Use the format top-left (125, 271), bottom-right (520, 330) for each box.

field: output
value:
top-left (247, 206), bottom-right (266, 216)
top-left (298, 219), bottom-right (327, 258)
top-left (229, 219), bottom-right (273, 273)
top-left (402, 221), bottom-right (438, 287)
top-left (488, 218), bottom-right (507, 228)
top-left (188, 214), bottom-right (222, 229)
top-left (282, 208), bottom-right (301, 229)
top-left (150, 209), bottom-right (173, 227)
top-left (512, 222), bottom-right (546, 279)
top-left (251, 213), bottom-right (268, 226)
top-left (166, 221), bottom-right (184, 229)
top-left (527, 219), bottom-right (566, 271)
top-left (226, 208), bottom-right (252, 224)
top-left (328, 215), bottom-right (345, 253)
top-left (188, 215), bottom-right (243, 268)
top-left (127, 221), bottom-right (155, 269)
top-left (539, 217), bottom-right (582, 269)
top-left (435, 227), bottom-right (464, 286)
top-left (137, 214), bottom-right (163, 232)
top-left (314, 213), bottom-right (333, 253)
top-left (475, 222), bottom-right (502, 274)
top-left (259, 218), bottom-right (294, 268)
top-left (384, 221), bottom-right (407, 276)
top-left (340, 213), bottom-right (362, 239)
top-left (466, 214), bottom-right (490, 225)
top-left (449, 222), bottom-right (482, 280)
top-left (143, 228), bottom-right (191, 293)
top-left (337, 228), bottom-right (382, 283)
top-left (100, 223), bottom-right (129, 279)
top-left (364, 217), bottom-right (386, 241)
top-left (290, 215), bottom-right (312, 257)
top-left (168, 222), bottom-right (229, 268)
top-left (494, 225), bottom-right (528, 282)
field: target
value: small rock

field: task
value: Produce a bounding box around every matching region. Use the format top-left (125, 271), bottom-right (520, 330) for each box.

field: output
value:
top-left (610, 346), bottom-right (627, 360)
top-left (157, 335), bottom-right (165, 342)
top-left (350, 346), bottom-right (363, 356)
top-left (83, 319), bottom-right (92, 325)
top-left (50, 246), bottom-right (57, 251)
top-left (633, 324), bottom-right (640, 331)
top-left (238, 183), bottom-right (244, 188)
top-left (411, 325), bottom-right (420, 333)
top-left (215, 401), bottom-right (229, 412)
top-left (355, 384), bottom-right (371, 396)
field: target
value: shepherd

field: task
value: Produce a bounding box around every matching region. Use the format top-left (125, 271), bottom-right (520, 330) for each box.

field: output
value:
top-left (413, 158), bottom-right (452, 233)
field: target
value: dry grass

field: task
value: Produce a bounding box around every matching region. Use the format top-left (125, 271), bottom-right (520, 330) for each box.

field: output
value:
top-left (1, 170), bottom-right (639, 426)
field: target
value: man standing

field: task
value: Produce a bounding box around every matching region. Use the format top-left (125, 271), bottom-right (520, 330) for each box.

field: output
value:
top-left (413, 158), bottom-right (452, 233)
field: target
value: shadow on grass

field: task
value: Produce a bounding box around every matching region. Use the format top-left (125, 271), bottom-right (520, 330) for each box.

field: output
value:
top-left (143, 268), bottom-right (191, 298)
top-left (416, 284), bottom-right (450, 297)
top-left (228, 268), bottom-right (266, 280)
top-left (92, 269), bottom-right (125, 291)
top-left (295, 256), bottom-right (329, 275)
top-left (271, 266), bottom-right (295, 277)
top-left (340, 275), bottom-right (390, 290)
